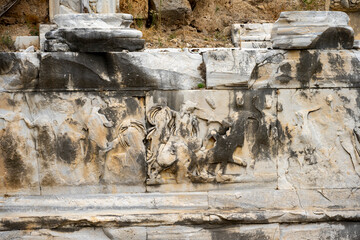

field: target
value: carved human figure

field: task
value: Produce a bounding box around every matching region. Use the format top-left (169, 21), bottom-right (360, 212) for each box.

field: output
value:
top-left (146, 101), bottom-right (203, 183)
top-left (204, 93), bottom-right (261, 182)
top-left (104, 119), bottom-right (146, 184)
top-left (146, 105), bottom-right (175, 180)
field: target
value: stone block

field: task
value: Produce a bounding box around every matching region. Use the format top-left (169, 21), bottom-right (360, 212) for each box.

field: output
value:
top-left (231, 23), bottom-right (273, 48)
top-left (0, 92), bottom-right (147, 195)
top-left (203, 49), bottom-right (360, 89)
top-left (272, 11), bottom-right (354, 49)
top-left (145, 90), bottom-right (278, 191)
top-left (150, 0), bottom-right (191, 24)
top-left (44, 29), bottom-right (145, 52)
top-left (14, 36), bottom-right (39, 50)
top-left (39, 51), bottom-right (204, 91)
top-left (0, 52), bottom-right (40, 91)
top-left (45, 14), bottom-right (145, 52)
top-left (277, 89), bottom-right (360, 189)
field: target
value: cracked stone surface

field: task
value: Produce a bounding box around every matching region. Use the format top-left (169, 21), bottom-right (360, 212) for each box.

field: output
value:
top-left (1, 47), bottom-right (360, 238)
top-left (278, 89), bottom-right (360, 189)
top-left (0, 92), bottom-right (146, 195)
top-left (145, 90), bottom-right (277, 191)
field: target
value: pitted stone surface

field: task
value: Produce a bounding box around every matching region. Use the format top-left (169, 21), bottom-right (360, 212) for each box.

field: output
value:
top-left (203, 49), bottom-right (360, 89)
top-left (272, 11), bottom-right (355, 49)
top-left (1, 47), bottom-right (360, 237)
top-left (0, 92), bottom-right (146, 195)
top-left (145, 90), bottom-right (278, 190)
top-left (278, 89), bottom-right (360, 189)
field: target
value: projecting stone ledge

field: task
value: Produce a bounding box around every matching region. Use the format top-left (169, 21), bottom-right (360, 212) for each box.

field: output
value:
top-left (271, 11), bottom-right (354, 50)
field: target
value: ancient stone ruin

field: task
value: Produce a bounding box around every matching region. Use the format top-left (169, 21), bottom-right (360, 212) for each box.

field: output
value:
top-left (0, 3), bottom-right (360, 239)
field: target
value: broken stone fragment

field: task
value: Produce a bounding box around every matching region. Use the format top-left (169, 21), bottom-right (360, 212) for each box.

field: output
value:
top-left (271, 11), bottom-right (354, 50)
top-left (150, 0), bottom-right (192, 24)
top-left (231, 23), bottom-right (273, 48)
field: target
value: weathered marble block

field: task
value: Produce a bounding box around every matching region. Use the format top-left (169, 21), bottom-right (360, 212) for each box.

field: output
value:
top-left (272, 11), bottom-right (354, 49)
top-left (53, 13), bottom-right (134, 28)
top-left (45, 14), bottom-right (145, 52)
top-left (231, 23), bottom-right (273, 48)
top-left (0, 92), bottom-right (146, 195)
top-left (278, 89), bottom-right (360, 189)
top-left (0, 93), bottom-right (40, 195)
top-left (203, 49), bottom-right (360, 89)
top-left (145, 90), bottom-right (278, 191)
top-left (39, 51), bottom-right (204, 91)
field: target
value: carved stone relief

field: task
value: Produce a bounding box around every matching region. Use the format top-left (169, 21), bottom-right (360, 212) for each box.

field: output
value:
top-left (145, 90), bottom-right (278, 188)
top-left (0, 94), bottom-right (40, 195)
top-left (278, 89), bottom-right (360, 189)
top-left (0, 92), bottom-right (146, 194)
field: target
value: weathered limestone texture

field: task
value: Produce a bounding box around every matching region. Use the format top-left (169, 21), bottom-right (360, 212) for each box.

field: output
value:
top-left (146, 90), bottom-right (277, 190)
top-left (203, 49), bottom-right (360, 89)
top-left (1, 23), bottom-right (360, 237)
top-left (0, 92), bottom-right (146, 195)
top-left (272, 11), bottom-right (355, 49)
top-left (39, 51), bottom-right (204, 90)
top-left (278, 89), bottom-right (360, 189)
top-left (231, 23), bottom-right (273, 48)
top-left (45, 14), bottom-right (145, 52)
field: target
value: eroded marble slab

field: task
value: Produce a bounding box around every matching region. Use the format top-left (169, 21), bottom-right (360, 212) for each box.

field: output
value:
top-left (278, 89), bottom-right (360, 189)
top-left (145, 90), bottom-right (278, 191)
top-left (203, 49), bottom-right (360, 89)
top-left (39, 52), bottom-right (204, 91)
top-left (0, 94), bottom-right (40, 195)
top-left (0, 92), bottom-right (146, 195)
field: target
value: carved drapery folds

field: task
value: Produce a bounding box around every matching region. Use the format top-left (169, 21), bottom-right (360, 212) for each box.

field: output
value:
top-left (145, 90), bottom-right (278, 186)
